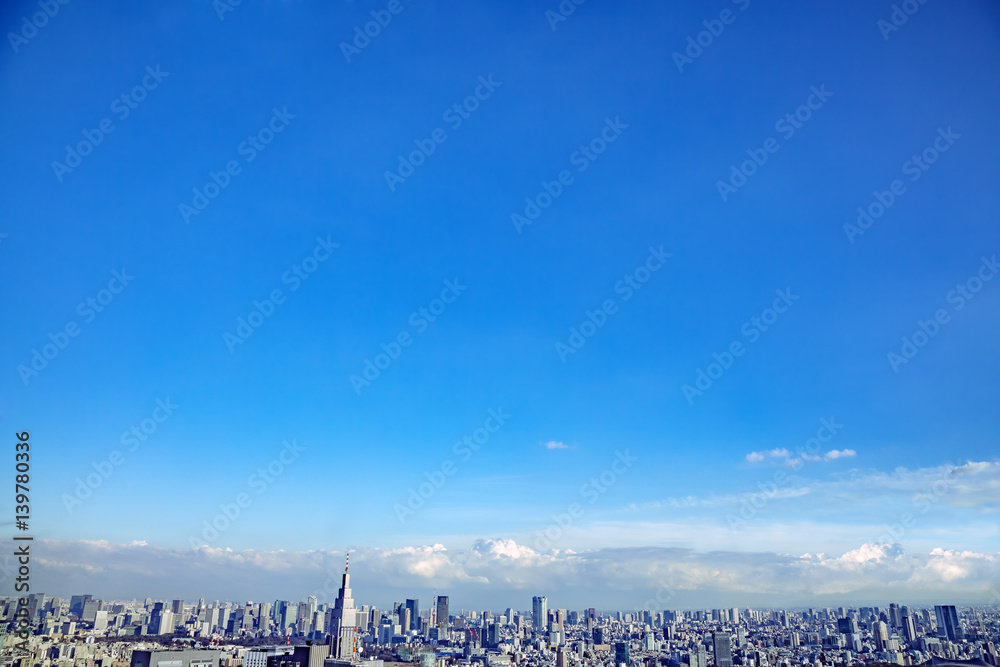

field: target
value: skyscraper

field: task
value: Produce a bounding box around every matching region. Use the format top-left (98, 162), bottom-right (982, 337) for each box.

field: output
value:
top-left (838, 618), bottom-right (858, 635)
top-left (614, 642), bottom-right (630, 667)
top-left (281, 603), bottom-right (297, 632)
top-left (874, 621), bottom-right (889, 651)
top-left (532, 596), bottom-right (548, 633)
top-left (258, 602), bottom-right (272, 633)
top-left (329, 556), bottom-right (358, 662)
top-left (406, 599), bottom-right (419, 631)
top-left (889, 603), bottom-right (902, 629)
top-left (150, 606), bottom-right (174, 635)
top-left (436, 596), bottom-right (449, 632)
top-left (81, 599), bottom-right (101, 624)
top-left (69, 595), bottom-right (93, 618)
top-left (401, 608), bottom-right (411, 634)
top-left (934, 605), bottom-right (963, 642)
top-left (713, 632), bottom-right (733, 667)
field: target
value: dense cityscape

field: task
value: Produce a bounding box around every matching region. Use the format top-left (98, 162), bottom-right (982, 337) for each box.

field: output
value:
top-left (2, 563), bottom-right (998, 667)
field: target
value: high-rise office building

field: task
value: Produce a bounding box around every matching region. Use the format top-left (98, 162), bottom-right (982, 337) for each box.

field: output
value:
top-left (533, 596), bottom-right (548, 633)
top-left (934, 605), bottom-right (963, 642)
top-left (281, 603), bottom-right (297, 632)
top-left (713, 633), bottom-right (733, 667)
top-left (69, 595), bottom-right (93, 618)
top-left (406, 599), bottom-right (420, 631)
top-left (81, 599), bottom-right (101, 624)
top-left (150, 606), bottom-right (174, 635)
top-left (172, 599), bottom-right (184, 615)
top-left (838, 618), bottom-right (859, 635)
top-left (257, 602), bottom-right (271, 632)
top-left (874, 620), bottom-right (889, 651)
top-left (614, 642), bottom-right (630, 667)
top-left (889, 603), bottom-right (902, 629)
top-left (902, 615), bottom-right (917, 642)
top-left (436, 596), bottom-right (449, 632)
top-left (329, 557), bottom-right (359, 661)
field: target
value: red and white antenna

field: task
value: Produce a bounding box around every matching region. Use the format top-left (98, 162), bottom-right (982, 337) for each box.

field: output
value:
top-left (345, 552), bottom-right (349, 572)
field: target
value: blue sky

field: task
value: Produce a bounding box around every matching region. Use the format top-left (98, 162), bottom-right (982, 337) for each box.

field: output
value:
top-left (1, 0), bottom-right (999, 605)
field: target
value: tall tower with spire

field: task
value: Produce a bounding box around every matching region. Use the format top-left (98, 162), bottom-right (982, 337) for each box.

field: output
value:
top-left (329, 554), bottom-right (358, 663)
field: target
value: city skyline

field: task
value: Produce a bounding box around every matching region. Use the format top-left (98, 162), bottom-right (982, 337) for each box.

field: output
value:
top-left (5, 549), bottom-right (998, 667)
top-left (7, 590), bottom-right (994, 618)
top-left (4, 581), bottom-right (991, 650)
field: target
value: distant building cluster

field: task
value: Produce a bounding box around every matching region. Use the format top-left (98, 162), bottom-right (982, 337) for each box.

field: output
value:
top-left (2, 572), bottom-right (998, 667)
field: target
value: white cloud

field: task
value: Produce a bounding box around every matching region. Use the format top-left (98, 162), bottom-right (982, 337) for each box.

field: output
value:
top-left (18, 537), bottom-right (1000, 609)
top-left (631, 459), bottom-right (1000, 555)
top-left (543, 440), bottom-right (571, 450)
top-left (839, 542), bottom-right (904, 564)
top-left (746, 447), bottom-right (858, 466)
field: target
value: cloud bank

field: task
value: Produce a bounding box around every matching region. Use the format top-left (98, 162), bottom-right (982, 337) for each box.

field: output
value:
top-left (5, 537), bottom-right (998, 610)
